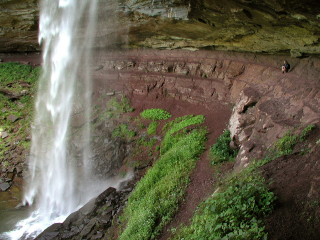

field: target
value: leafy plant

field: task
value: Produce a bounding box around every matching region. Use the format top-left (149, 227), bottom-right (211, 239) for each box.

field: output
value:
top-left (174, 176), bottom-right (276, 240)
top-left (210, 129), bottom-right (238, 165)
top-left (140, 108), bottom-right (172, 121)
top-left (147, 121), bottom-right (159, 135)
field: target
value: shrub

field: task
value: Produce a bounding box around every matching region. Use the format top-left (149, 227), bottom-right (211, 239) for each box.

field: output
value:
top-left (140, 108), bottom-right (172, 121)
top-left (210, 129), bottom-right (238, 165)
top-left (175, 176), bottom-right (276, 240)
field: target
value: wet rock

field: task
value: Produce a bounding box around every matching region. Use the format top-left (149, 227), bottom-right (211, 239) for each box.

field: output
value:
top-left (98, 213), bottom-right (112, 225)
top-left (79, 198), bottom-right (96, 216)
top-left (70, 224), bottom-right (84, 235)
top-left (35, 223), bottom-right (61, 240)
top-left (0, 182), bottom-right (10, 191)
top-left (91, 231), bottom-right (103, 240)
top-left (80, 218), bottom-right (96, 237)
top-left (95, 187), bottom-right (116, 205)
top-left (62, 211), bottom-right (80, 229)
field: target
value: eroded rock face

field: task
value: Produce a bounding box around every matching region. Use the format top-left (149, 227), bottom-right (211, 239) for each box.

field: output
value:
top-left (90, 49), bottom-right (320, 171)
top-left (0, 0), bottom-right (39, 52)
top-left (1, 0), bottom-right (320, 55)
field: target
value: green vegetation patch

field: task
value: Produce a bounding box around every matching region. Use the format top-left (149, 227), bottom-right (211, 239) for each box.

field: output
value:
top-left (174, 175), bottom-right (276, 240)
top-left (0, 62), bottom-right (41, 157)
top-left (119, 115), bottom-right (207, 240)
top-left (210, 129), bottom-right (238, 165)
top-left (147, 121), bottom-right (159, 135)
top-left (100, 95), bottom-right (134, 120)
top-left (160, 115), bottom-right (205, 155)
top-left (140, 108), bottom-right (172, 121)
top-left (0, 62), bottom-right (40, 85)
top-left (274, 124), bottom-right (314, 157)
top-left (112, 123), bottom-right (136, 141)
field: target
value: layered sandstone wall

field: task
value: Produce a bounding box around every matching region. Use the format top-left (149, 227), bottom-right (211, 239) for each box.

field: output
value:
top-left (0, 0), bottom-right (39, 52)
top-left (90, 49), bottom-right (320, 170)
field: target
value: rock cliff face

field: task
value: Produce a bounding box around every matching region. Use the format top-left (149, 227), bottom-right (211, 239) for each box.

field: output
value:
top-left (90, 49), bottom-right (320, 171)
top-left (0, 0), bottom-right (39, 52)
top-left (1, 0), bottom-right (320, 55)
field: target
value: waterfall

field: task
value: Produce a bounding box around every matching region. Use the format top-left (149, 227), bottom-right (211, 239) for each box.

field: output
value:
top-left (2, 0), bottom-right (103, 239)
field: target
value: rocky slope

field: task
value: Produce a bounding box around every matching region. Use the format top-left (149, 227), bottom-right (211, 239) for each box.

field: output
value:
top-left (1, 0), bottom-right (320, 55)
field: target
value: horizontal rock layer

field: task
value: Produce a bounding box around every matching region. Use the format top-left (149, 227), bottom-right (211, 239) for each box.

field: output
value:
top-left (90, 49), bottom-right (320, 170)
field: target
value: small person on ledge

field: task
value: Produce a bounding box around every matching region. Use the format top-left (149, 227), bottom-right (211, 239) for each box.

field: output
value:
top-left (282, 60), bottom-right (290, 73)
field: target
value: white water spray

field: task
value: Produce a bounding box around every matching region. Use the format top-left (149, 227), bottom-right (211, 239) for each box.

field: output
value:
top-left (1, 0), bottom-right (110, 239)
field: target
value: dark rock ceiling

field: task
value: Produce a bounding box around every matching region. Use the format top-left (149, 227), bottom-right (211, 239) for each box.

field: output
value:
top-left (1, 0), bottom-right (320, 56)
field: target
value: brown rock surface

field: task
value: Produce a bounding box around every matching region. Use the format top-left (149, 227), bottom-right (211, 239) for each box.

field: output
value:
top-left (90, 49), bottom-right (320, 172)
top-left (0, 0), bottom-right (39, 52)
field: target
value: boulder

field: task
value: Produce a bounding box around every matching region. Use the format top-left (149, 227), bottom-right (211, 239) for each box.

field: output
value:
top-left (8, 114), bottom-right (19, 123)
top-left (35, 223), bottom-right (61, 240)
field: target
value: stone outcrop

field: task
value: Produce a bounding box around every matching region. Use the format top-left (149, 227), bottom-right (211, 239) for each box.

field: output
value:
top-left (1, 0), bottom-right (320, 55)
top-left (35, 185), bottom-right (134, 240)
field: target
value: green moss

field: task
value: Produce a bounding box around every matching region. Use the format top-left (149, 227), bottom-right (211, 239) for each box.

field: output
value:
top-left (112, 123), bottom-right (136, 141)
top-left (100, 95), bottom-right (134, 120)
